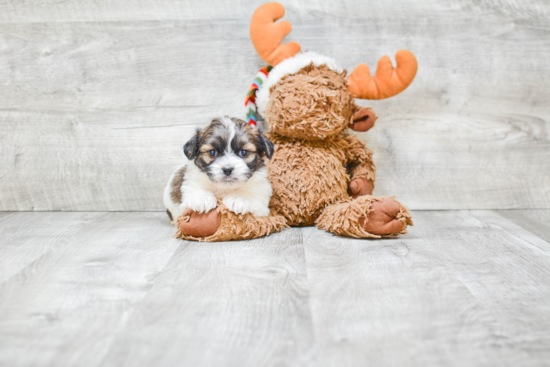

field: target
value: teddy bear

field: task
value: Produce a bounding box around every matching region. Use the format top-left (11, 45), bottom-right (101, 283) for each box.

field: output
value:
top-left (173, 2), bottom-right (417, 241)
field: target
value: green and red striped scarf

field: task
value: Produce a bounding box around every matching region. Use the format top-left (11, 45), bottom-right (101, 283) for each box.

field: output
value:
top-left (245, 65), bottom-right (272, 126)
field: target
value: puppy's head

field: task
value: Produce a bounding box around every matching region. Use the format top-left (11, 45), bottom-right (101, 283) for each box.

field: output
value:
top-left (183, 116), bottom-right (274, 185)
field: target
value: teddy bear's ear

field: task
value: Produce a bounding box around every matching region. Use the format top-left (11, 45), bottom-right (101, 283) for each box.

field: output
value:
top-left (347, 50), bottom-right (418, 100)
top-left (350, 108), bottom-right (377, 132)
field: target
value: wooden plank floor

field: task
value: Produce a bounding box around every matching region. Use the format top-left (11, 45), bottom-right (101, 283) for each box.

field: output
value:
top-left (0, 211), bottom-right (549, 366)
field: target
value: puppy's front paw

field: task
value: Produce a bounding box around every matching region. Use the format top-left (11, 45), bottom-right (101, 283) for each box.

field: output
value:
top-left (182, 192), bottom-right (218, 213)
top-left (223, 196), bottom-right (251, 215)
top-left (249, 201), bottom-right (270, 217)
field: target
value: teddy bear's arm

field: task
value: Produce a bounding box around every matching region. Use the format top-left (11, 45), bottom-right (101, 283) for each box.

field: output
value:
top-left (341, 134), bottom-right (376, 181)
top-left (341, 134), bottom-right (376, 197)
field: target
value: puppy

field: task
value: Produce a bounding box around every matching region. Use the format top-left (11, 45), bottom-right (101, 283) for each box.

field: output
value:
top-left (163, 116), bottom-right (275, 221)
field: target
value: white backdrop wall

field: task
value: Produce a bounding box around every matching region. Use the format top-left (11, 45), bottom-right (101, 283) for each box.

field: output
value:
top-left (0, 0), bottom-right (549, 211)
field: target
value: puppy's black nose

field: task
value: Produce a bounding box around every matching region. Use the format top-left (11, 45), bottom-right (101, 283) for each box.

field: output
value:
top-left (222, 167), bottom-right (234, 176)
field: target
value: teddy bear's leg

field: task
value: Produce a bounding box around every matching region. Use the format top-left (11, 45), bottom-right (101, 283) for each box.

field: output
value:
top-left (173, 201), bottom-right (288, 242)
top-left (315, 196), bottom-right (413, 238)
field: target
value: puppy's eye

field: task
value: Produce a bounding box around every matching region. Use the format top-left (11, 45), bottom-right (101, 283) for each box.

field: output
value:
top-left (208, 150), bottom-right (218, 158)
top-left (238, 149), bottom-right (249, 158)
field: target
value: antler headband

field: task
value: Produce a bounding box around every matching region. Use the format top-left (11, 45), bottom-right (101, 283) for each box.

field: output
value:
top-left (249, 2), bottom-right (418, 100)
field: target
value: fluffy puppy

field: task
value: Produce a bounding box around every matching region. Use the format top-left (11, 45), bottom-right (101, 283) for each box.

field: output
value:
top-left (164, 116), bottom-right (275, 221)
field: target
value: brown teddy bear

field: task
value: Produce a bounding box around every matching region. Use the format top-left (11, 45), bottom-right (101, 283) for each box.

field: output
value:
top-left (173, 2), bottom-right (417, 241)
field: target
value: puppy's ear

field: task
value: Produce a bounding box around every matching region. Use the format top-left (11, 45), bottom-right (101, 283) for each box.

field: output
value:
top-left (183, 129), bottom-right (201, 160)
top-left (258, 132), bottom-right (275, 160)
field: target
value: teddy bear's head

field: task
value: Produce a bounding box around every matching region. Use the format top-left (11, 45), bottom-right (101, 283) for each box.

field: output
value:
top-left (249, 3), bottom-right (417, 140)
top-left (263, 62), bottom-right (354, 140)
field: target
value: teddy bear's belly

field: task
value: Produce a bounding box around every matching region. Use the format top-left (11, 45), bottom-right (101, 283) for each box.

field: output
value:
top-left (267, 143), bottom-right (350, 226)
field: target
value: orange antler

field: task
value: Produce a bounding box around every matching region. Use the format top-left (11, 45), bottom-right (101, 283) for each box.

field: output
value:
top-left (250, 2), bottom-right (301, 66)
top-left (347, 50), bottom-right (418, 100)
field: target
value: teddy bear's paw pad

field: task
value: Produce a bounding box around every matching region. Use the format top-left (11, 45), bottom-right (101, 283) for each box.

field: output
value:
top-left (178, 208), bottom-right (221, 238)
top-left (359, 198), bottom-right (404, 236)
top-left (348, 177), bottom-right (374, 198)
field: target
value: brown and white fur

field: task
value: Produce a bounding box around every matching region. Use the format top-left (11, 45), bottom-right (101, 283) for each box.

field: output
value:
top-left (164, 116), bottom-right (274, 221)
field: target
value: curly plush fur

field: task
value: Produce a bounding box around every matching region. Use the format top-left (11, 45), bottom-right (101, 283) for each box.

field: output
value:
top-left (174, 200), bottom-right (287, 242)
top-left (266, 132), bottom-right (373, 226)
top-left (267, 64), bottom-right (353, 140)
top-left (316, 195), bottom-right (413, 239)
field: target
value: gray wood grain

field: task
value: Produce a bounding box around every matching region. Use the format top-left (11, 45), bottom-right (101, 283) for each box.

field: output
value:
top-left (0, 211), bottom-right (105, 284)
top-left (100, 228), bottom-right (314, 367)
top-left (1, 0), bottom-right (549, 210)
top-left (0, 0), bottom-right (548, 22)
top-left (302, 211), bottom-right (550, 366)
top-left (497, 209), bottom-right (550, 244)
top-left (1, 211), bottom-right (550, 366)
top-left (0, 212), bottom-right (13, 220)
top-left (0, 212), bottom-right (180, 367)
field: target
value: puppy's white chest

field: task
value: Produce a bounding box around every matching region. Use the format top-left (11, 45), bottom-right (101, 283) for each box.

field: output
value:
top-left (211, 186), bottom-right (236, 199)
top-left (182, 163), bottom-right (272, 217)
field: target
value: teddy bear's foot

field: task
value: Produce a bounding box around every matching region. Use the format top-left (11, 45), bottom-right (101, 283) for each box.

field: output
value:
top-left (174, 208), bottom-right (222, 240)
top-left (359, 197), bottom-right (410, 235)
top-left (174, 201), bottom-right (288, 242)
top-left (315, 195), bottom-right (413, 238)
